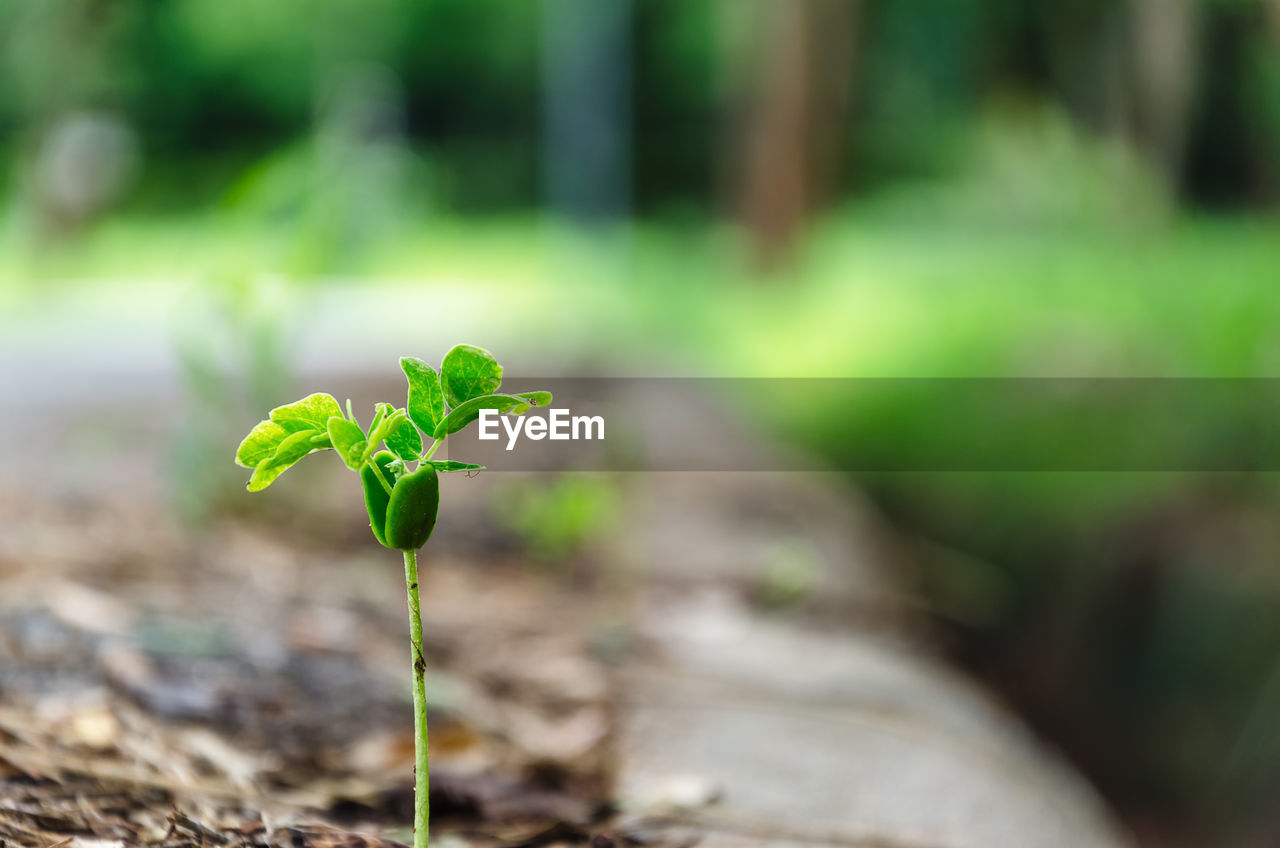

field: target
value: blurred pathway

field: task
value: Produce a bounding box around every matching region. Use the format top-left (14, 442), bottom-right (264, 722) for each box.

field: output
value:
top-left (615, 473), bottom-right (1131, 848)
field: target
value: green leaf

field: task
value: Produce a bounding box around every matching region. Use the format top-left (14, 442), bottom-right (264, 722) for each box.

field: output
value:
top-left (270, 393), bottom-right (344, 433)
top-left (364, 407), bottom-right (407, 461)
top-left (235, 419), bottom-right (289, 468)
top-left (401, 356), bottom-right (446, 435)
top-left (433, 393), bottom-right (531, 439)
top-left (386, 414), bottom-right (423, 461)
top-left (247, 429), bottom-right (319, 492)
top-left (367, 402), bottom-right (391, 439)
top-left (327, 416), bottom-right (368, 470)
top-left (425, 460), bottom-right (485, 473)
top-left (515, 390), bottom-right (553, 407)
top-left (360, 451), bottom-right (398, 548)
top-left (441, 345), bottom-right (503, 408)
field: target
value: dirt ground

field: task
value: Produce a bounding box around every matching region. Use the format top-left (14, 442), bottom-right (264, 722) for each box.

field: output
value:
top-left (0, 481), bottom-right (638, 848)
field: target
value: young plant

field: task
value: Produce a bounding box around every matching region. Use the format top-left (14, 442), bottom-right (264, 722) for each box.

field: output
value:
top-left (234, 345), bottom-right (549, 848)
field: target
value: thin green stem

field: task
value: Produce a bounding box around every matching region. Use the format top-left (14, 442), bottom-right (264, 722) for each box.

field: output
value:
top-left (366, 457), bottom-right (394, 496)
top-left (421, 438), bottom-right (443, 462)
top-left (403, 548), bottom-right (430, 848)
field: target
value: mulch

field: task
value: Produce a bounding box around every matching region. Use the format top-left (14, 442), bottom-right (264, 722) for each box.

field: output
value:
top-left (0, 491), bottom-right (654, 848)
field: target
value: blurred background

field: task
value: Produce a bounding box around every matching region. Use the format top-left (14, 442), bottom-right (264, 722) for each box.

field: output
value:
top-left (4, 0), bottom-right (1280, 846)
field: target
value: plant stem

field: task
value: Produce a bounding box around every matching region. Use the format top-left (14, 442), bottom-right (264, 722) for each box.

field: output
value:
top-left (367, 458), bottom-right (394, 496)
top-left (421, 438), bottom-right (443, 461)
top-left (403, 548), bottom-right (430, 848)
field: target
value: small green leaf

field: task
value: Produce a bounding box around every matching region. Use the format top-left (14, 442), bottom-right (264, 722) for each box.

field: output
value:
top-left (235, 419), bottom-right (289, 468)
top-left (441, 345), bottom-right (503, 408)
top-left (401, 357), bottom-right (446, 435)
top-left (515, 390), bottom-right (553, 407)
top-left (386, 414), bottom-right (423, 461)
top-left (247, 429), bottom-right (319, 492)
top-left (327, 416), bottom-right (368, 470)
top-left (360, 451), bottom-right (398, 548)
top-left (365, 407), bottom-right (407, 461)
top-left (270, 393), bottom-right (344, 433)
top-left (425, 460), bottom-right (485, 473)
top-left (367, 402), bottom-right (391, 439)
top-left (433, 393), bottom-right (531, 439)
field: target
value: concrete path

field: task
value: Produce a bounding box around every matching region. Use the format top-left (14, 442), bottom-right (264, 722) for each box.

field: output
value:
top-left (614, 473), bottom-right (1131, 848)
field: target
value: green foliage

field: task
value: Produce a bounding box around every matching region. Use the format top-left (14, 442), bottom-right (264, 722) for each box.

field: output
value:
top-left (424, 460), bottom-right (484, 473)
top-left (247, 428), bottom-right (318, 492)
top-left (236, 345), bottom-right (549, 847)
top-left (235, 345), bottom-right (549, 550)
top-left (366, 403), bottom-right (391, 442)
top-left (365, 406), bottom-right (408, 463)
top-left (514, 391), bottom-right (553, 407)
top-left (386, 415), bottom-right (423, 461)
top-left (433, 393), bottom-right (530, 438)
top-left (269, 392), bottom-right (343, 434)
top-left (497, 475), bottom-right (618, 565)
top-left (234, 419), bottom-right (290, 468)
top-left (440, 344), bottom-right (503, 408)
top-left (401, 357), bottom-right (446, 435)
top-left (326, 416), bottom-right (367, 470)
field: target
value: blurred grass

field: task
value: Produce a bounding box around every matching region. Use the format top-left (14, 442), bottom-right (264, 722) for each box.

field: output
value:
top-left (9, 203), bottom-right (1280, 376)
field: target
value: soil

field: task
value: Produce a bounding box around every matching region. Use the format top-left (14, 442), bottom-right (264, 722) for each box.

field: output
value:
top-left (0, 489), bottom-right (641, 848)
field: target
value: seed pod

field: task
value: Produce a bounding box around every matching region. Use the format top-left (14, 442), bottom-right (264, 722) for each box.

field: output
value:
top-left (361, 450), bottom-right (399, 549)
top-left (385, 466), bottom-right (440, 551)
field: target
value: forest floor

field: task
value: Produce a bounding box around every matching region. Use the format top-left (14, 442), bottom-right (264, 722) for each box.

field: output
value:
top-left (0, 478), bottom-right (623, 847)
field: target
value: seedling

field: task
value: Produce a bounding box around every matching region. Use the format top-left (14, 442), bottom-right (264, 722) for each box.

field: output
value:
top-left (234, 345), bottom-right (550, 848)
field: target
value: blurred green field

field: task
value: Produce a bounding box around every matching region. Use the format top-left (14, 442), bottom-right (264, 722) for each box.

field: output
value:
top-left (10, 197), bottom-right (1280, 369)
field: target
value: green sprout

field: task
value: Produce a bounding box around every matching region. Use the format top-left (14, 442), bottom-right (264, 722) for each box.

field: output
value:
top-left (234, 344), bottom-right (550, 848)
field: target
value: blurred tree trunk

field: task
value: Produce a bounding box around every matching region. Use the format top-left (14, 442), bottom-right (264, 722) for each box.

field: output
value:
top-left (1259, 0), bottom-right (1280, 199)
top-left (1128, 0), bottom-right (1199, 191)
top-left (541, 0), bottom-right (632, 227)
top-left (8, 0), bottom-right (135, 240)
top-left (1043, 0), bottom-right (1199, 197)
top-left (725, 0), bottom-right (860, 273)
